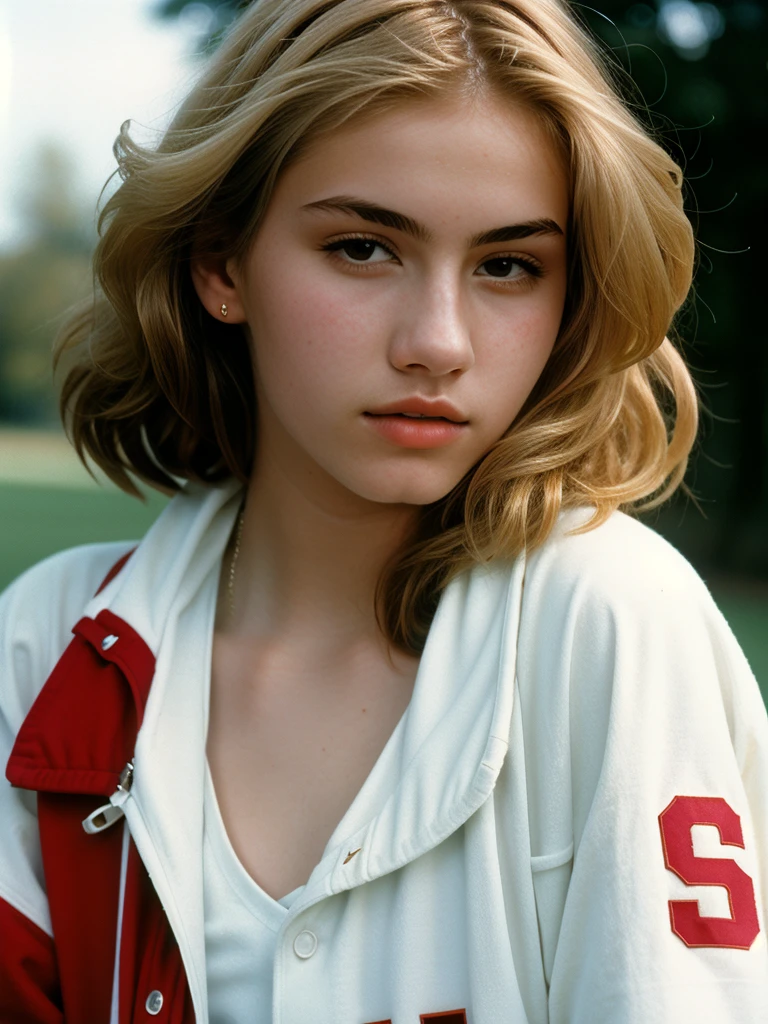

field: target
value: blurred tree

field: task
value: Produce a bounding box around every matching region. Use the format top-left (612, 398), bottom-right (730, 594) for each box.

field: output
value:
top-left (17, 144), bottom-right (96, 250)
top-left (155, 0), bottom-right (248, 52)
top-left (571, 2), bottom-right (768, 576)
top-left (0, 142), bottom-right (95, 423)
top-left (152, 1), bottom-right (766, 580)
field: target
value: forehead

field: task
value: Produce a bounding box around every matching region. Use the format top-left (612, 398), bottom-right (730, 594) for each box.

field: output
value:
top-left (270, 90), bottom-right (569, 233)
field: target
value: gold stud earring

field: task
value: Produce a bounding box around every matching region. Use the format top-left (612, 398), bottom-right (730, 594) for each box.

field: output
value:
top-left (220, 303), bottom-right (228, 318)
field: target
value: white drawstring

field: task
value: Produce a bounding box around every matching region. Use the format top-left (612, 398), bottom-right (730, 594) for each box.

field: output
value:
top-left (82, 761), bottom-right (134, 834)
top-left (109, 821), bottom-right (131, 1024)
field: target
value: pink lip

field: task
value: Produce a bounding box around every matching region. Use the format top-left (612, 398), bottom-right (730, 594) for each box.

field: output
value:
top-left (366, 396), bottom-right (467, 422)
top-left (363, 413), bottom-right (467, 449)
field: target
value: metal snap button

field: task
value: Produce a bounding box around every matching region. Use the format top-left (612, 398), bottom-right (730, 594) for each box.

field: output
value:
top-left (145, 989), bottom-right (163, 1015)
top-left (101, 634), bottom-right (119, 651)
top-left (293, 929), bottom-right (318, 958)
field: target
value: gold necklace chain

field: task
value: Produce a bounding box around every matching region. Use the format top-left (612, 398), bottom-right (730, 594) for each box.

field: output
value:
top-left (227, 503), bottom-right (246, 619)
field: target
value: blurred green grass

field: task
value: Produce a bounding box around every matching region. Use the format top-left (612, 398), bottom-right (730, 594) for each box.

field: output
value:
top-left (0, 481), bottom-right (766, 707)
top-left (706, 589), bottom-right (768, 705)
top-left (0, 482), bottom-right (169, 588)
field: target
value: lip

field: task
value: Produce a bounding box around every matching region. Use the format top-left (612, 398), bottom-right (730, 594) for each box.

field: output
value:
top-left (362, 413), bottom-right (468, 449)
top-left (365, 396), bottom-right (468, 423)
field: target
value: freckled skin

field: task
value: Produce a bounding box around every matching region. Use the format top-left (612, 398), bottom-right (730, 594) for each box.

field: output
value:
top-left (191, 88), bottom-right (570, 633)
top-left (214, 89), bottom-right (569, 513)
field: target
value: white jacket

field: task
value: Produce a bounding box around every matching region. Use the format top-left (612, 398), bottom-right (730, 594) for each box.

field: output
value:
top-left (1, 479), bottom-right (767, 1022)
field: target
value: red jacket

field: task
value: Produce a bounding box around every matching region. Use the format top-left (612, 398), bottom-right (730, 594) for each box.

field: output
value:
top-left (1, 552), bottom-right (196, 1023)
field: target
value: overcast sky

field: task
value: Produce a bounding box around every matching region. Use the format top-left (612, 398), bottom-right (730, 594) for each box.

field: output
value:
top-left (0, 0), bottom-right (206, 249)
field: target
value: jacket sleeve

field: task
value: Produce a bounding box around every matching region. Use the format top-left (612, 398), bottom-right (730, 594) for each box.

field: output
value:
top-left (0, 543), bottom-right (135, 1021)
top-left (518, 512), bottom-right (768, 1023)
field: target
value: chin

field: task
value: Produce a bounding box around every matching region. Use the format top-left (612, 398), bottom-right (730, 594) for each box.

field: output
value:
top-left (351, 469), bottom-right (464, 507)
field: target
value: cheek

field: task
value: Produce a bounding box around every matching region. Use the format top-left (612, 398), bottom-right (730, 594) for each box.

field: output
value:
top-left (476, 291), bottom-right (564, 438)
top-left (251, 256), bottom-right (375, 362)
top-left (247, 270), bottom-right (374, 418)
top-left (488, 296), bottom-right (562, 387)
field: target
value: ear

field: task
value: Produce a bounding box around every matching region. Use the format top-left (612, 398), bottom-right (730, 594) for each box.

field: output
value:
top-left (189, 254), bottom-right (247, 323)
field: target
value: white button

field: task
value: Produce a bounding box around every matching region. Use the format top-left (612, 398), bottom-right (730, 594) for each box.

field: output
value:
top-left (145, 990), bottom-right (163, 1014)
top-left (101, 634), bottom-right (119, 651)
top-left (293, 930), bottom-right (318, 958)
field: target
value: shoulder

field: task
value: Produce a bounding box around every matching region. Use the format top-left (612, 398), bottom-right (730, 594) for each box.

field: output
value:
top-left (523, 507), bottom-right (713, 622)
top-left (514, 507), bottom-right (764, 758)
top-left (0, 541), bottom-right (136, 734)
top-left (513, 510), bottom-right (768, 870)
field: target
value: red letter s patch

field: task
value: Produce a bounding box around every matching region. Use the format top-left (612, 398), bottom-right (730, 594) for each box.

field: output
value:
top-left (659, 795), bottom-right (760, 949)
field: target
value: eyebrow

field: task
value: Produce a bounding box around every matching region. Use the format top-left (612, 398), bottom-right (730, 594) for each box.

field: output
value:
top-left (301, 195), bottom-right (564, 247)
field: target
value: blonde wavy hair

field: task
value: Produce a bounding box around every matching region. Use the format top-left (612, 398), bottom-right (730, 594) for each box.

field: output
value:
top-left (55, 0), bottom-right (698, 655)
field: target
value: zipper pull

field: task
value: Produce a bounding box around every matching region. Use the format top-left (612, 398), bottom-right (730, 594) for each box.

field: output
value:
top-left (82, 760), bottom-right (134, 834)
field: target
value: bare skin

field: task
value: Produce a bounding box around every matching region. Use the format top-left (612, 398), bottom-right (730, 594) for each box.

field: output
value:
top-left (208, 551), bottom-right (419, 899)
top-left (206, 425), bottom-right (421, 899)
top-left (194, 88), bottom-right (569, 900)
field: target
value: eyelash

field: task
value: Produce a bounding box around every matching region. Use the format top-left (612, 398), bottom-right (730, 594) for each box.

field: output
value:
top-left (320, 233), bottom-right (545, 286)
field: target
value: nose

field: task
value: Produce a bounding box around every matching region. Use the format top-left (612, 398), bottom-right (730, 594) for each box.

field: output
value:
top-left (388, 271), bottom-right (475, 377)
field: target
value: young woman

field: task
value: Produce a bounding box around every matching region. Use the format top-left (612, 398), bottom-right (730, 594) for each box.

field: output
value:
top-left (1, 0), bottom-right (766, 1020)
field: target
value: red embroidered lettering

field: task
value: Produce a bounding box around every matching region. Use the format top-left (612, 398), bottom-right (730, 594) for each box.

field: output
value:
top-left (658, 795), bottom-right (760, 949)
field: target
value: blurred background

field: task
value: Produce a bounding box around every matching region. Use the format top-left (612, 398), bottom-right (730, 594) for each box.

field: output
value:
top-left (0, 0), bottom-right (765, 699)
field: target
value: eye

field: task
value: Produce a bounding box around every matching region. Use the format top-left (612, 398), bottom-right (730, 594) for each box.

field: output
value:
top-left (320, 235), bottom-right (545, 284)
top-left (476, 255), bottom-right (543, 282)
top-left (321, 234), bottom-right (397, 266)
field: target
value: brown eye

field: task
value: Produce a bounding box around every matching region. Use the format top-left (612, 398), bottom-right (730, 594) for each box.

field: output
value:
top-left (323, 236), bottom-right (397, 264)
top-left (483, 257), bottom-right (523, 279)
top-left (477, 256), bottom-right (543, 280)
top-left (339, 239), bottom-right (379, 261)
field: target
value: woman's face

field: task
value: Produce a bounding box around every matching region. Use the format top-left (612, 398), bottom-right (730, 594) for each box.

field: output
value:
top-left (223, 90), bottom-right (568, 508)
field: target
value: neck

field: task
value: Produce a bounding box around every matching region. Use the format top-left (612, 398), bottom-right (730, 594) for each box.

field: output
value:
top-left (223, 446), bottom-right (419, 655)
